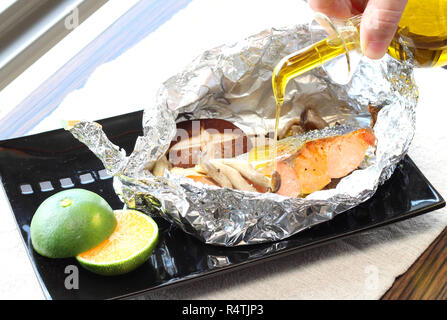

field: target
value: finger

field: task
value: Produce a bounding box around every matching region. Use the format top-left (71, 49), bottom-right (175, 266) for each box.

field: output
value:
top-left (360, 0), bottom-right (408, 59)
top-left (308, 0), bottom-right (353, 18)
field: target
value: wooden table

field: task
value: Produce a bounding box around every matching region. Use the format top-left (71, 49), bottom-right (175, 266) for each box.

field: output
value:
top-left (382, 226), bottom-right (447, 299)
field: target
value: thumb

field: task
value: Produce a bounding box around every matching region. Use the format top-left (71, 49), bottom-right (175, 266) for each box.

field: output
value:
top-left (360, 0), bottom-right (408, 59)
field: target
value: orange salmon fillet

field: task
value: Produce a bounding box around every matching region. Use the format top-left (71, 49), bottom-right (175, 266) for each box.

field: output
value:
top-left (285, 128), bottom-right (375, 195)
top-left (293, 140), bottom-right (331, 195)
top-left (276, 161), bottom-right (301, 198)
top-left (187, 175), bottom-right (218, 186)
top-left (325, 128), bottom-right (375, 179)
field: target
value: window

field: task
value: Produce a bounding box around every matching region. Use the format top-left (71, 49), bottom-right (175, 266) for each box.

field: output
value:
top-left (0, 0), bottom-right (18, 15)
top-left (0, 0), bottom-right (107, 90)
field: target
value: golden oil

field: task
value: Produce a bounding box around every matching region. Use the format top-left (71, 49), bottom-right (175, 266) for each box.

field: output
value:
top-left (271, 0), bottom-right (447, 175)
top-left (388, 0), bottom-right (447, 67)
top-left (271, 36), bottom-right (358, 171)
top-left (271, 35), bottom-right (358, 172)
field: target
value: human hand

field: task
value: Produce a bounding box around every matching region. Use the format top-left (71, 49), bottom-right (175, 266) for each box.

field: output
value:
top-left (308, 0), bottom-right (408, 59)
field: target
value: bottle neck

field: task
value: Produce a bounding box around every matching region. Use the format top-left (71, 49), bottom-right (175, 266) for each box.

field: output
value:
top-left (332, 14), bottom-right (362, 53)
top-left (312, 13), bottom-right (363, 83)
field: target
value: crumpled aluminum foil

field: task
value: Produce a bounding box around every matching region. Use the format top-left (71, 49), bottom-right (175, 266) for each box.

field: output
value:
top-left (69, 23), bottom-right (418, 246)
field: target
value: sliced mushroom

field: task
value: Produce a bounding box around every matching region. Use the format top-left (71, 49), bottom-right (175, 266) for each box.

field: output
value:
top-left (219, 158), bottom-right (270, 189)
top-left (170, 166), bottom-right (198, 177)
top-left (153, 156), bottom-right (172, 177)
top-left (301, 108), bottom-right (329, 131)
top-left (270, 170), bottom-right (281, 193)
top-left (278, 118), bottom-right (305, 140)
top-left (210, 160), bottom-right (257, 192)
top-left (199, 157), bottom-right (233, 189)
top-left (368, 104), bottom-right (383, 128)
top-left (290, 125), bottom-right (305, 136)
top-left (145, 161), bottom-right (156, 172)
top-left (168, 119), bottom-right (251, 168)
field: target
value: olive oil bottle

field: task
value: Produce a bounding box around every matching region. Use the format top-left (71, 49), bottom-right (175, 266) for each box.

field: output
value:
top-left (271, 0), bottom-right (447, 174)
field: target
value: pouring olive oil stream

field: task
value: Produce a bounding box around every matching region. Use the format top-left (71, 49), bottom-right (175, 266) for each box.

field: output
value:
top-left (269, 0), bottom-right (447, 182)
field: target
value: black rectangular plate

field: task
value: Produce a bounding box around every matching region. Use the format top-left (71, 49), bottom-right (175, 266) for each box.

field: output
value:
top-left (0, 110), bottom-right (445, 300)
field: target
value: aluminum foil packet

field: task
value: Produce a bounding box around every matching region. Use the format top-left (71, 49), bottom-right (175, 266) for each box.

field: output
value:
top-left (69, 23), bottom-right (418, 246)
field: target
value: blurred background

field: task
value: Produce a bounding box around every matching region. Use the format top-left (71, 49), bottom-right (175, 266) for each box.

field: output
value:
top-left (0, 0), bottom-right (309, 140)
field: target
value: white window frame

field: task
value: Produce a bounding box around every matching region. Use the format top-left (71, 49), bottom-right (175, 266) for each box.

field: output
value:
top-left (0, 0), bottom-right (108, 90)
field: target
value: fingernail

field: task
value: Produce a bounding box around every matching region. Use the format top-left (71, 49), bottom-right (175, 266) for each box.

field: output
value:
top-left (362, 40), bottom-right (388, 60)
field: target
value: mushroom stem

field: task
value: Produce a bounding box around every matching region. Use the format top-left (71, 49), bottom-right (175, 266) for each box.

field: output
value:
top-left (199, 157), bottom-right (233, 189)
top-left (218, 159), bottom-right (270, 189)
top-left (210, 160), bottom-right (257, 192)
top-left (153, 156), bottom-right (172, 177)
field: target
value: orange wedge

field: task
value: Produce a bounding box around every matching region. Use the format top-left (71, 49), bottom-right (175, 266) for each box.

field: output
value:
top-left (76, 210), bottom-right (158, 276)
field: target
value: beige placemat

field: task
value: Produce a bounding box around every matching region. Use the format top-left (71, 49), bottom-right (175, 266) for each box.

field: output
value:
top-left (0, 0), bottom-right (445, 300)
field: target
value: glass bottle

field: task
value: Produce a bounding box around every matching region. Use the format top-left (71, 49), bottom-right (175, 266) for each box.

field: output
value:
top-left (273, 0), bottom-right (447, 103)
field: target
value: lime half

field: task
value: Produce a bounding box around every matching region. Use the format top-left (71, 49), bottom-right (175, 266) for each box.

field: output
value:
top-left (30, 189), bottom-right (116, 259)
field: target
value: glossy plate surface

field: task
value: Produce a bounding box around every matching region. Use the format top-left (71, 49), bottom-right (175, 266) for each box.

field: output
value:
top-left (0, 110), bottom-right (444, 300)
